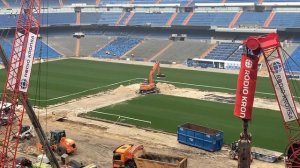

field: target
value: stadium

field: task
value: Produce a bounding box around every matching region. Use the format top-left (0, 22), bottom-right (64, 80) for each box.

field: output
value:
top-left (1, 0), bottom-right (300, 167)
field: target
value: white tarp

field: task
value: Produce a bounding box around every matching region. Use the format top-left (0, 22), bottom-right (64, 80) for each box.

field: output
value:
top-left (19, 32), bottom-right (37, 93)
top-left (267, 58), bottom-right (298, 122)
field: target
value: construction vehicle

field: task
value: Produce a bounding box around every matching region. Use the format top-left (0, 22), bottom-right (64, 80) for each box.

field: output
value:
top-left (139, 61), bottom-right (165, 94)
top-left (0, 102), bottom-right (11, 126)
top-left (13, 125), bottom-right (34, 140)
top-left (113, 144), bottom-right (144, 168)
top-left (0, 0), bottom-right (60, 167)
top-left (113, 144), bottom-right (187, 168)
top-left (233, 33), bottom-right (300, 168)
top-left (49, 130), bottom-right (77, 156)
top-left (38, 130), bottom-right (77, 156)
top-left (16, 157), bottom-right (32, 168)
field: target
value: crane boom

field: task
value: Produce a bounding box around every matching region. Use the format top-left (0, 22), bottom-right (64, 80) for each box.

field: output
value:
top-left (0, 45), bottom-right (60, 168)
top-left (0, 0), bottom-right (43, 167)
top-left (234, 33), bottom-right (300, 167)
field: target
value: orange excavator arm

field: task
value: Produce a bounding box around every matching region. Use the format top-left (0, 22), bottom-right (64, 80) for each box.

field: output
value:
top-left (139, 61), bottom-right (165, 94)
top-left (148, 61), bottom-right (160, 84)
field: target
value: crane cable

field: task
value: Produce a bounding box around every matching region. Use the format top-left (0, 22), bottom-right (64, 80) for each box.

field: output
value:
top-left (281, 48), bottom-right (300, 104)
top-left (33, 0), bottom-right (49, 166)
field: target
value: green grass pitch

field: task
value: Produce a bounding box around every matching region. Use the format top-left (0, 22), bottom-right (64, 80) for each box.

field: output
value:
top-left (0, 59), bottom-right (294, 151)
top-left (1, 58), bottom-right (299, 106)
top-left (86, 94), bottom-right (287, 152)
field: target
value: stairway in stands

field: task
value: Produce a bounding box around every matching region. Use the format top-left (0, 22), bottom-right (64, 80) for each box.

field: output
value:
top-left (166, 13), bottom-right (178, 26)
top-left (263, 11), bottom-right (276, 28)
top-left (182, 12), bottom-right (194, 26)
top-left (228, 11), bottom-right (242, 28)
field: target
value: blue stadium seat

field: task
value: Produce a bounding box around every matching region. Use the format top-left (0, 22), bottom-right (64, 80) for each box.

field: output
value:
top-left (269, 13), bottom-right (300, 28)
top-left (0, 39), bottom-right (61, 60)
top-left (128, 13), bottom-right (172, 26)
top-left (81, 13), bottom-right (101, 24)
top-left (235, 11), bottom-right (270, 28)
top-left (226, 0), bottom-right (257, 2)
top-left (205, 42), bottom-right (242, 61)
top-left (93, 37), bottom-right (142, 58)
top-left (40, 13), bottom-right (76, 25)
top-left (285, 46), bottom-right (300, 72)
top-left (101, 0), bottom-right (130, 4)
top-left (172, 13), bottom-right (188, 26)
top-left (63, 0), bottom-right (96, 6)
top-left (0, 14), bottom-right (18, 28)
top-left (188, 12), bottom-right (235, 27)
top-left (98, 12), bottom-right (122, 25)
top-left (264, 0), bottom-right (300, 2)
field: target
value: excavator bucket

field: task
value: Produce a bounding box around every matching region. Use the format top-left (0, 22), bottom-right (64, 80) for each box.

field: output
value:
top-left (156, 73), bottom-right (166, 78)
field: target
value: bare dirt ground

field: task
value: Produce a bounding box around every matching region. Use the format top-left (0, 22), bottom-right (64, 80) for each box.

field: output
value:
top-left (21, 83), bottom-right (285, 168)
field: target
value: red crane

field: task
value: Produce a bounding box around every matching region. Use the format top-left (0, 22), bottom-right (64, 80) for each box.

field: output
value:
top-left (234, 33), bottom-right (300, 167)
top-left (0, 0), bottom-right (41, 167)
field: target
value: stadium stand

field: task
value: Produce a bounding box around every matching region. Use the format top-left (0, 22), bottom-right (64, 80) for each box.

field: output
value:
top-left (3, 0), bottom-right (300, 8)
top-left (285, 46), bottom-right (300, 72)
top-left (80, 36), bottom-right (112, 56)
top-left (117, 12), bottom-right (131, 26)
top-left (235, 11), bottom-right (270, 28)
top-left (63, 0), bottom-right (96, 6)
top-left (125, 39), bottom-right (170, 60)
top-left (80, 13), bottom-right (100, 25)
top-left (41, 13), bottom-right (76, 26)
top-left (205, 42), bottom-right (242, 61)
top-left (269, 12), bottom-right (300, 28)
top-left (1, 10), bottom-right (300, 29)
top-left (35, 40), bottom-right (62, 58)
top-left (0, 40), bottom-right (12, 58)
top-left (187, 12), bottom-right (236, 27)
top-left (93, 37), bottom-right (142, 58)
top-left (0, 39), bottom-right (61, 59)
top-left (128, 13), bottom-right (173, 26)
top-left (0, 14), bottom-right (18, 28)
top-left (2, 0), bottom-right (300, 69)
top-left (47, 36), bottom-right (76, 56)
top-left (156, 41), bottom-right (212, 63)
top-left (101, 0), bottom-right (131, 4)
top-left (98, 12), bottom-right (121, 25)
top-left (264, 0), bottom-right (300, 2)
top-left (172, 13), bottom-right (189, 26)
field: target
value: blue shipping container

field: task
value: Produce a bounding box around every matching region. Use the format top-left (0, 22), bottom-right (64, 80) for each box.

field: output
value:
top-left (177, 123), bottom-right (224, 152)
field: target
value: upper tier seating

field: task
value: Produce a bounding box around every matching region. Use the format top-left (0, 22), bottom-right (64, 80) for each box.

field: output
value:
top-left (235, 11), bottom-right (270, 28)
top-left (41, 13), bottom-right (76, 25)
top-left (187, 12), bottom-right (235, 27)
top-left (269, 13), bottom-right (300, 28)
top-left (128, 13), bottom-right (173, 26)
top-left (0, 14), bottom-right (18, 28)
top-left (2, 0), bottom-right (300, 8)
top-left (1, 10), bottom-right (300, 29)
top-left (172, 13), bottom-right (189, 25)
top-left (98, 12), bottom-right (121, 25)
top-left (63, 0), bottom-right (96, 6)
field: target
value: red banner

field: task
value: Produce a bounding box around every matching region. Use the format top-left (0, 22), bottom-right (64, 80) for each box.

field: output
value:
top-left (234, 54), bottom-right (259, 120)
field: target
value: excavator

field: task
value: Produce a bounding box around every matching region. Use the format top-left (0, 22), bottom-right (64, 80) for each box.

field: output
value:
top-left (233, 33), bottom-right (300, 168)
top-left (139, 61), bottom-right (165, 94)
top-left (37, 130), bottom-right (77, 156)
